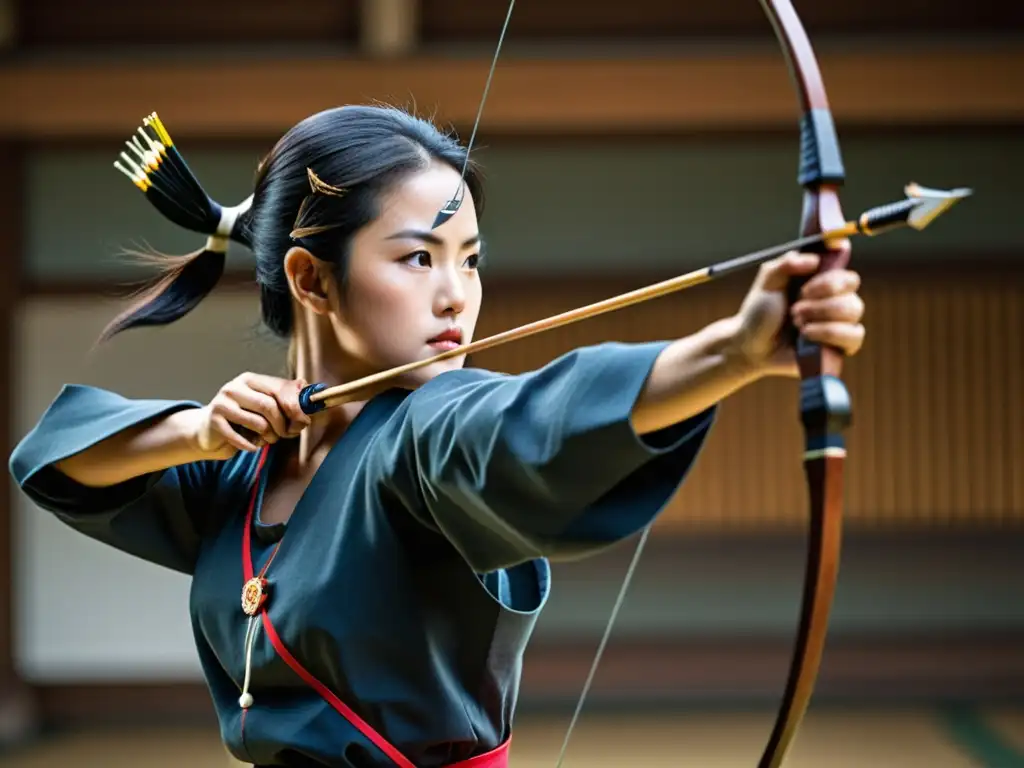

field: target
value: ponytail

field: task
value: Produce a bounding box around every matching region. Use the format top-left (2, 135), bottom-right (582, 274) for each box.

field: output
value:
top-left (101, 113), bottom-right (253, 342)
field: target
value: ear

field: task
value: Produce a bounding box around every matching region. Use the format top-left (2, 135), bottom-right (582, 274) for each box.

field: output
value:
top-left (283, 247), bottom-right (334, 315)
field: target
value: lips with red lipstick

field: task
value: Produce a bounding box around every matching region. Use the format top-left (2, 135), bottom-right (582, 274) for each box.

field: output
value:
top-left (427, 327), bottom-right (463, 351)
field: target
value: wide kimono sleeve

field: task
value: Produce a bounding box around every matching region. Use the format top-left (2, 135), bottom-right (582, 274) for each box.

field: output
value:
top-left (8, 384), bottom-right (221, 575)
top-left (373, 341), bottom-right (718, 571)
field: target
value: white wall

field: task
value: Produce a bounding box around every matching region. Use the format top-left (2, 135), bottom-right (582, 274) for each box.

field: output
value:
top-left (12, 293), bottom-right (283, 681)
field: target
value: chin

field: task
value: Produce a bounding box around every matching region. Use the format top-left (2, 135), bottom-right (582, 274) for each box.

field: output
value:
top-left (410, 355), bottom-right (467, 384)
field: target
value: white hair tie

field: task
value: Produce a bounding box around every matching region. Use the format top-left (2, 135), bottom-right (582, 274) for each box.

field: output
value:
top-left (205, 194), bottom-right (254, 253)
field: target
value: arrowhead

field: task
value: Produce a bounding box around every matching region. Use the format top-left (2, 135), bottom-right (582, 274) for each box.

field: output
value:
top-left (903, 182), bottom-right (973, 230)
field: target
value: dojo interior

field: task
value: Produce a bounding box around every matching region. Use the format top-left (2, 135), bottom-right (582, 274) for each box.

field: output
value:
top-left (0, 1), bottom-right (1021, 765)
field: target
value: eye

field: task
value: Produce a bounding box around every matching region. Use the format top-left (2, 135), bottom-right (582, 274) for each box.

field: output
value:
top-left (403, 250), bottom-right (432, 268)
top-left (464, 253), bottom-right (481, 269)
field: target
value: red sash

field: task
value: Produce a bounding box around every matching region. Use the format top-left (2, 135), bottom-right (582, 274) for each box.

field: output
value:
top-left (242, 446), bottom-right (511, 768)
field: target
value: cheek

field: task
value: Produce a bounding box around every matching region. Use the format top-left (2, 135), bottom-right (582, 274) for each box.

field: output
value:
top-left (463, 280), bottom-right (483, 338)
top-left (337, 269), bottom-right (421, 351)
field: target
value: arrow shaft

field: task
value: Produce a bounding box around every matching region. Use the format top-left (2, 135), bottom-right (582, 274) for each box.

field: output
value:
top-left (315, 229), bottom-right (846, 408)
top-left (310, 182), bottom-right (967, 410)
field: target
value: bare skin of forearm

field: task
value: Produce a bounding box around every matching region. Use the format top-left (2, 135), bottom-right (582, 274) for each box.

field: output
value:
top-left (53, 409), bottom-right (207, 488)
top-left (631, 315), bottom-right (765, 435)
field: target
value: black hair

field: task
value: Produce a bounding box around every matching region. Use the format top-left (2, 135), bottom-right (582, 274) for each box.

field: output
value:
top-left (104, 105), bottom-right (485, 344)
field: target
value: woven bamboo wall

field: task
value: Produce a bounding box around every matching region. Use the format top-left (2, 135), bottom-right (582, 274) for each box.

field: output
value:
top-left (470, 267), bottom-right (1023, 531)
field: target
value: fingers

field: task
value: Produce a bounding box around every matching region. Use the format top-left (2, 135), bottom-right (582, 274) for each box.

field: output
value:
top-left (228, 386), bottom-right (290, 439)
top-left (209, 373), bottom-right (313, 451)
top-left (798, 321), bottom-right (866, 356)
top-left (757, 251), bottom-right (821, 292)
top-left (241, 374), bottom-right (313, 434)
top-left (214, 398), bottom-right (276, 442)
top-left (791, 292), bottom-right (865, 327)
top-left (799, 268), bottom-right (861, 300)
top-left (752, 251), bottom-right (866, 358)
top-left (758, 251), bottom-right (862, 299)
top-left (209, 413), bottom-right (263, 453)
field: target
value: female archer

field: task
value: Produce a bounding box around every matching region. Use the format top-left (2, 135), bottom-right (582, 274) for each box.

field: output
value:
top-left (8, 105), bottom-right (866, 767)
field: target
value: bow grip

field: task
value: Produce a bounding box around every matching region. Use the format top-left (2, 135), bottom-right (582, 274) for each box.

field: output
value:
top-left (781, 107), bottom-right (850, 355)
top-left (783, 232), bottom-right (851, 358)
top-left (800, 374), bottom-right (853, 447)
top-left (783, 222), bottom-right (851, 363)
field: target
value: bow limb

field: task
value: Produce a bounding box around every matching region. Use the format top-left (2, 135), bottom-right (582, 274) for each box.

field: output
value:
top-left (757, 1), bottom-right (851, 767)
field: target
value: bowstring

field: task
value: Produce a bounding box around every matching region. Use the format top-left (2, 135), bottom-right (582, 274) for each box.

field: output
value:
top-left (554, 527), bottom-right (652, 768)
top-left (442, 2), bottom-right (651, 765)
top-left (432, 0), bottom-right (517, 227)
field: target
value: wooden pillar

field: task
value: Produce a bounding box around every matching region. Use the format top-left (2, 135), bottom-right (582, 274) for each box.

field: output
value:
top-left (360, 0), bottom-right (418, 58)
top-left (0, 0), bottom-right (15, 48)
top-left (0, 144), bottom-right (38, 748)
top-left (0, 1), bottom-right (38, 747)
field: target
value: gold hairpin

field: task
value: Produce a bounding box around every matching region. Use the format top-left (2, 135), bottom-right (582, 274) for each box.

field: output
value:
top-left (289, 223), bottom-right (343, 239)
top-left (306, 168), bottom-right (346, 197)
top-left (288, 168), bottom-right (347, 240)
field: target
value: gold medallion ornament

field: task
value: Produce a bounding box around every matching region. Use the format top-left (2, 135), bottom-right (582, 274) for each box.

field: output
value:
top-left (241, 576), bottom-right (269, 616)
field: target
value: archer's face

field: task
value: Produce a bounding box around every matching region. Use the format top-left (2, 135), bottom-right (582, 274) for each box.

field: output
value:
top-left (327, 161), bottom-right (483, 387)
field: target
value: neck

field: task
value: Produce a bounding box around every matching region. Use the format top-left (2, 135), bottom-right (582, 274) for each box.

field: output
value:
top-left (289, 312), bottom-right (368, 467)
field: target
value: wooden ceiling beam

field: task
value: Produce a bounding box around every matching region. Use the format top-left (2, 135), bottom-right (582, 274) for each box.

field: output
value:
top-left (359, 0), bottom-right (419, 58)
top-left (0, 0), bottom-right (15, 49)
top-left (0, 44), bottom-right (1021, 140)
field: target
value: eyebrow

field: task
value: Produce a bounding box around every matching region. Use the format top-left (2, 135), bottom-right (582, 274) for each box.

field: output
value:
top-left (385, 229), bottom-right (481, 248)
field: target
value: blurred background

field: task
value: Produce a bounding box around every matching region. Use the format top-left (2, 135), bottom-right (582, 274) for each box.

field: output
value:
top-left (0, 0), bottom-right (1022, 766)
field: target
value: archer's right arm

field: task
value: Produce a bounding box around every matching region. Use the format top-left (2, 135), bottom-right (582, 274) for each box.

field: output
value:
top-left (49, 373), bottom-right (309, 487)
top-left (8, 375), bottom-right (307, 575)
top-left (51, 405), bottom-right (208, 488)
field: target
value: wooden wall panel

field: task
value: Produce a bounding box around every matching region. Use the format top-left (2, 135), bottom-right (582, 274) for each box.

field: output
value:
top-left (5, 48), bottom-right (1020, 140)
top-left (420, 0), bottom-right (1020, 41)
top-left (17, 0), bottom-right (359, 47)
top-left (17, 0), bottom-right (1019, 49)
top-left (469, 267), bottom-right (1023, 531)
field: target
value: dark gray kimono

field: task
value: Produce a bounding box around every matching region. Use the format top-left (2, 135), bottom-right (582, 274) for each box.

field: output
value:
top-left (9, 341), bottom-right (716, 767)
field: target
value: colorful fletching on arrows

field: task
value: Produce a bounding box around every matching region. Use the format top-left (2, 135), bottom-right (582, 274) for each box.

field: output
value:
top-left (100, 113), bottom-right (254, 342)
top-left (113, 112), bottom-right (248, 245)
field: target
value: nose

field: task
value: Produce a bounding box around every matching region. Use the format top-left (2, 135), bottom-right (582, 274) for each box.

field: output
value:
top-left (434, 266), bottom-right (466, 317)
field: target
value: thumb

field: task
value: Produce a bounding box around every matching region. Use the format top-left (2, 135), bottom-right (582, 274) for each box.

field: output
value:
top-left (292, 378), bottom-right (313, 423)
top-left (758, 251), bottom-right (820, 292)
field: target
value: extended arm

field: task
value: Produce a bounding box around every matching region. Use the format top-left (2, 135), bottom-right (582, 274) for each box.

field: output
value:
top-left (631, 314), bottom-right (758, 435)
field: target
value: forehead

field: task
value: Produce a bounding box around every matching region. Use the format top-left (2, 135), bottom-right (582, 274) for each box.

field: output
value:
top-left (372, 161), bottom-right (478, 236)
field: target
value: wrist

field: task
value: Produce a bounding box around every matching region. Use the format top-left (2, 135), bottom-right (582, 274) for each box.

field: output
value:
top-left (716, 314), bottom-right (770, 384)
top-left (162, 407), bottom-right (208, 457)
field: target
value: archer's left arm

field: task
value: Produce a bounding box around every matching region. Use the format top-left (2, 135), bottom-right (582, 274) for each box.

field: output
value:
top-left (629, 314), bottom-right (758, 435)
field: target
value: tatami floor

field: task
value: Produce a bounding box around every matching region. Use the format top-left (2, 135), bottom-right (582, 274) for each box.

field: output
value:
top-left (4, 707), bottom-right (1023, 767)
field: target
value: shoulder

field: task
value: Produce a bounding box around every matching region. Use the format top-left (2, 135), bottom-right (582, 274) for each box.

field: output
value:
top-left (421, 367), bottom-right (507, 392)
top-left (390, 367), bottom-right (507, 412)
